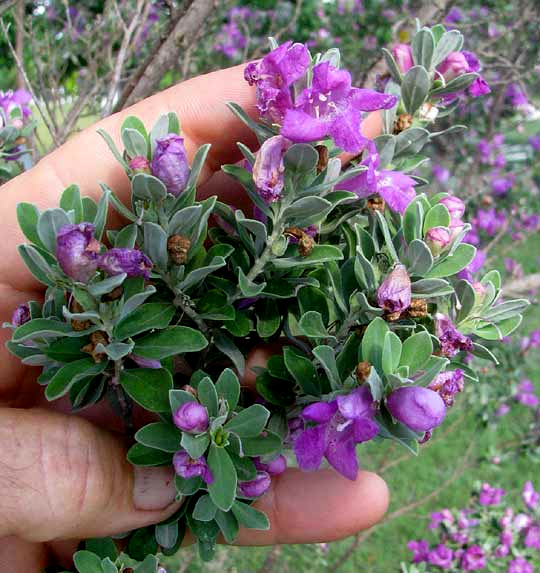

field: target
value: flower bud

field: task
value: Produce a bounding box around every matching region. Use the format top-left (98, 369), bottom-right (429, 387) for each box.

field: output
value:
top-left (56, 223), bottom-right (100, 282)
top-left (130, 354), bottom-right (162, 369)
top-left (377, 264), bottom-right (412, 314)
top-left (438, 51), bottom-right (469, 82)
top-left (173, 451), bottom-right (213, 484)
top-left (391, 43), bottom-right (413, 73)
top-left (252, 135), bottom-right (290, 203)
top-left (238, 471), bottom-right (271, 497)
top-left (254, 455), bottom-right (287, 476)
top-left (439, 195), bottom-right (465, 221)
top-left (98, 248), bottom-right (153, 279)
top-left (386, 386), bottom-right (446, 432)
top-left (434, 313), bottom-right (473, 357)
top-left (129, 155), bottom-right (150, 173)
top-left (151, 134), bottom-right (190, 196)
top-left (12, 303), bottom-right (30, 327)
top-left (173, 402), bottom-right (209, 433)
top-left (425, 226), bottom-right (451, 255)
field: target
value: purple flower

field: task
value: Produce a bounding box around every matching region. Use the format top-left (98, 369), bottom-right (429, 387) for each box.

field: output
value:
top-left (130, 354), bottom-right (161, 369)
top-left (238, 471), bottom-right (271, 497)
top-left (386, 387), bottom-right (446, 433)
top-left (529, 135), bottom-right (540, 152)
top-left (495, 404), bottom-right (510, 417)
top-left (173, 402), bottom-right (209, 433)
top-left (438, 52), bottom-right (470, 81)
top-left (252, 135), bottom-right (290, 203)
top-left (338, 144), bottom-right (417, 213)
top-left (434, 314), bottom-right (473, 357)
top-left (407, 539), bottom-right (429, 563)
top-left (479, 482), bottom-right (505, 506)
top-left (430, 509), bottom-right (454, 529)
top-left (254, 455), bottom-right (287, 476)
top-left (428, 544), bottom-right (453, 569)
top-left (500, 529), bottom-right (513, 547)
top-left (56, 223), bottom-right (100, 282)
top-left (508, 557), bottom-right (534, 573)
top-left (281, 61), bottom-right (397, 153)
top-left (129, 155), bottom-right (150, 173)
top-left (425, 227), bottom-right (451, 256)
top-left (524, 524), bottom-right (540, 549)
top-left (494, 545), bottom-right (509, 558)
top-left (391, 43), bottom-right (413, 73)
top-left (377, 264), bottom-right (411, 314)
top-left (429, 369), bottom-right (464, 407)
top-left (0, 89), bottom-right (32, 119)
top-left (439, 195), bottom-right (465, 221)
top-left (173, 451), bottom-right (213, 484)
top-left (294, 386), bottom-right (379, 480)
top-left (460, 545), bottom-right (486, 571)
top-left (151, 134), bottom-right (190, 196)
top-left (98, 248), bottom-right (153, 279)
top-left (445, 7), bottom-right (463, 23)
top-left (491, 173), bottom-right (514, 196)
top-left (506, 83), bottom-right (528, 107)
top-left (433, 164), bottom-right (450, 183)
top-left (245, 41), bottom-right (310, 122)
top-left (514, 513), bottom-right (532, 531)
top-left (11, 303), bottom-right (31, 327)
top-left (522, 481), bottom-right (540, 509)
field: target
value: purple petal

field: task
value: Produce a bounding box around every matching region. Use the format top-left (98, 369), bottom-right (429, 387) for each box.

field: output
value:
top-left (353, 418), bottom-right (379, 442)
top-left (302, 401), bottom-right (338, 423)
top-left (329, 107), bottom-right (367, 153)
top-left (324, 428), bottom-right (359, 480)
top-left (281, 109), bottom-right (328, 143)
top-left (337, 386), bottom-right (374, 420)
top-left (351, 88), bottom-right (398, 111)
top-left (294, 426), bottom-right (326, 471)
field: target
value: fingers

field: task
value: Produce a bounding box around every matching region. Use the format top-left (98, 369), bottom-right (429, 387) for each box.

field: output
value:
top-left (0, 408), bottom-right (180, 542)
top-left (236, 468), bottom-right (389, 545)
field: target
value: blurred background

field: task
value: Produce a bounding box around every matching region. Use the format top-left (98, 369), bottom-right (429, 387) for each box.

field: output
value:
top-left (1, 1), bottom-right (539, 571)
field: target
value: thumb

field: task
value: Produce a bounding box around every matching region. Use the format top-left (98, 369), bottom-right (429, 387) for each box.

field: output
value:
top-left (0, 408), bottom-right (180, 542)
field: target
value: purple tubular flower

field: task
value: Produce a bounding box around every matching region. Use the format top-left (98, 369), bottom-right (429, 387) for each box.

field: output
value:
top-left (173, 451), bottom-right (213, 484)
top-left (459, 545), bottom-right (486, 571)
top-left (386, 386), bottom-right (446, 432)
top-left (151, 134), bottom-right (190, 196)
top-left (478, 482), bottom-right (505, 505)
top-left (98, 248), bottom-right (153, 279)
top-left (338, 143), bottom-right (417, 213)
top-left (294, 386), bottom-right (378, 480)
top-left (377, 264), bottom-right (411, 314)
top-left (429, 369), bottom-right (464, 407)
top-left (245, 41), bottom-right (310, 122)
top-left (56, 223), bottom-right (100, 282)
top-left (434, 314), bottom-right (473, 357)
top-left (238, 471), bottom-right (271, 497)
top-left (438, 51), bottom-right (470, 81)
top-left (524, 525), bottom-right (540, 549)
top-left (508, 557), bottom-right (534, 573)
top-left (522, 481), bottom-right (540, 509)
top-left (428, 544), bottom-right (453, 569)
top-left (252, 135), bottom-right (290, 203)
top-left (468, 76), bottom-right (491, 97)
top-left (391, 43), bottom-right (413, 73)
top-left (11, 303), bottom-right (31, 327)
top-left (407, 539), bottom-right (429, 563)
top-left (430, 509), bottom-right (454, 529)
top-left (254, 455), bottom-right (287, 476)
top-left (425, 227), bottom-right (451, 256)
top-left (281, 61), bottom-right (397, 153)
top-left (130, 354), bottom-right (161, 369)
top-left (173, 402), bottom-right (209, 433)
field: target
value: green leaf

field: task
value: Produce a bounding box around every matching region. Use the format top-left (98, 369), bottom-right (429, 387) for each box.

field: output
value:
top-left (45, 358), bottom-right (107, 401)
top-left (411, 278), bottom-right (454, 298)
top-left (175, 474), bottom-right (202, 495)
top-left (431, 73), bottom-right (478, 96)
top-left (143, 222), bottom-right (168, 268)
top-left (97, 128), bottom-right (129, 169)
top-left (407, 239), bottom-right (434, 275)
top-left (432, 29), bottom-right (463, 66)
top-left (125, 527), bottom-right (158, 562)
top-left (135, 422), bottom-right (182, 453)
top-left (85, 538), bottom-right (117, 561)
top-left (426, 243), bottom-right (476, 278)
top-left (121, 115), bottom-right (149, 141)
top-left (403, 199), bottom-right (424, 244)
top-left (283, 143), bottom-right (319, 172)
top-left (381, 47), bottom-right (402, 84)
top-left (271, 245), bottom-right (344, 269)
top-left (412, 28), bottom-right (435, 69)
top-left (214, 509), bottom-right (239, 544)
top-left (155, 521), bottom-right (179, 549)
top-left (120, 368), bottom-right (173, 412)
top-left (298, 311), bottom-right (330, 339)
top-left (232, 501), bottom-right (270, 530)
top-left (18, 244), bottom-right (56, 286)
top-left (122, 127), bottom-right (148, 158)
top-left (256, 298), bottom-right (281, 338)
top-left (400, 331), bottom-right (433, 371)
top-left (60, 184), bottom-right (83, 223)
top-left (414, 355), bottom-right (449, 385)
top-left (361, 318), bottom-right (389, 374)
top-left (88, 274), bottom-right (127, 297)
top-left (207, 445), bottom-right (237, 511)
top-left (214, 331), bottom-right (245, 376)
top-left (283, 346), bottom-right (321, 396)
top-left (401, 66), bottom-right (430, 114)
top-left (471, 342), bottom-right (499, 364)
top-left (255, 372), bottom-right (296, 406)
top-left (169, 388), bottom-right (196, 413)
top-left (238, 268), bottom-right (266, 297)
top-left (215, 368), bottom-right (240, 411)
top-left (233, 431), bottom-right (282, 456)
top-left (475, 315), bottom-right (523, 340)
top-left (181, 432), bottom-right (210, 459)
top-left (225, 404), bottom-right (270, 438)
top-left (193, 494), bottom-right (218, 522)
top-left (198, 377), bottom-right (219, 417)
top-left (113, 303), bottom-right (175, 340)
top-left (17, 202), bottom-right (43, 247)
top-left (312, 345), bottom-right (341, 391)
top-left (283, 196), bottom-right (332, 227)
top-left (133, 326), bottom-right (208, 359)
top-left (394, 127), bottom-right (431, 157)
top-left (229, 453), bottom-right (257, 481)
top-left (93, 188), bottom-right (110, 241)
top-left (127, 443), bottom-right (173, 466)
top-left (423, 204), bottom-right (450, 233)
top-left (37, 208), bottom-right (71, 253)
top-left (73, 550), bottom-right (103, 573)
top-left (382, 331), bottom-right (402, 375)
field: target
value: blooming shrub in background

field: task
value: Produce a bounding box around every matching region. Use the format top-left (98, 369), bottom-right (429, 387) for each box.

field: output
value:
top-left (403, 481), bottom-right (540, 572)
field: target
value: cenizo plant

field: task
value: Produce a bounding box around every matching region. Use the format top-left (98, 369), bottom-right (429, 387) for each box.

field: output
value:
top-left (4, 24), bottom-right (529, 571)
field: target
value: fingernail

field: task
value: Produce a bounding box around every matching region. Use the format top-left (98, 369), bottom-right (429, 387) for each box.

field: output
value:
top-left (133, 466), bottom-right (179, 511)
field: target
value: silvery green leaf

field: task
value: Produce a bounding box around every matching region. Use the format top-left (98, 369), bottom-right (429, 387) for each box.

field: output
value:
top-left (88, 273), bottom-right (127, 296)
top-left (181, 432), bottom-right (210, 460)
top-left (298, 311), bottom-right (331, 339)
top-left (411, 278), bottom-right (453, 298)
top-left (122, 127), bottom-right (148, 158)
top-left (284, 196), bottom-right (333, 227)
top-left (155, 522), bottom-right (179, 549)
top-left (214, 331), bottom-right (245, 377)
top-left (192, 495), bottom-right (218, 522)
top-left (114, 302), bottom-right (175, 339)
top-left (483, 298), bottom-right (529, 323)
top-left (394, 127), bottom-right (431, 157)
top-left (284, 143), bottom-right (319, 173)
top-left (216, 368), bottom-right (240, 411)
top-left (102, 184), bottom-right (137, 222)
top-left (432, 30), bottom-right (464, 67)
top-left (412, 28), bottom-right (435, 70)
top-left (474, 315), bottom-right (523, 340)
top-left (312, 345), bottom-right (341, 391)
top-left (431, 73), bottom-right (478, 96)
top-left (320, 47), bottom-right (340, 67)
top-left (207, 445), bottom-right (237, 511)
top-left (21, 354), bottom-right (51, 366)
top-left (62, 307), bottom-right (102, 324)
top-left (382, 331), bottom-right (402, 375)
top-left (324, 157), bottom-right (342, 183)
top-left (132, 173), bottom-right (167, 203)
top-left (401, 66), bottom-right (430, 115)
top-left (225, 404), bottom-right (270, 437)
top-left (455, 279), bottom-right (477, 322)
top-left (169, 388), bottom-right (196, 412)
top-left (133, 326), bottom-right (208, 359)
top-left (238, 268), bottom-right (266, 297)
top-left (271, 235), bottom-right (288, 256)
top-left (426, 243), bottom-right (476, 278)
top-left (177, 256), bottom-right (227, 291)
top-left (45, 358), bottom-right (108, 401)
top-left (168, 204), bottom-right (202, 236)
top-left (135, 422), bottom-right (182, 453)
top-left (374, 134), bottom-right (395, 168)
top-left (120, 368), bottom-right (173, 412)
top-left (95, 341), bottom-right (134, 360)
top-left (97, 128), bottom-right (129, 169)
top-left (403, 199), bottom-right (425, 244)
top-left (480, 269), bottom-right (502, 290)
top-left (17, 202), bottom-right (44, 247)
top-left (423, 204), bottom-right (450, 233)
top-left (354, 252), bottom-right (377, 290)
top-left (185, 143), bottom-right (211, 192)
top-left (272, 245), bottom-right (343, 269)
top-left (119, 284), bottom-right (156, 319)
top-left (376, 411), bottom-right (420, 455)
top-left (382, 80), bottom-right (401, 135)
top-left (366, 365), bottom-right (384, 401)
top-left (18, 244), bottom-right (56, 286)
top-left (400, 331), bottom-right (432, 371)
top-left (115, 223), bottom-right (138, 248)
top-left (232, 501), bottom-right (270, 530)
top-left (430, 125), bottom-right (467, 139)
top-left (407, 239), bottom-right (433, 275)
top-left (198, 377), bottom-right (219, 417)
top-left (361, 317), bottom-right (388, 374)
top-left (37, 208), bottom-right (71, 253)
top-left (349, 292), bottom-right (384, 316)
top-left (237, 142), bottom-right (255, 165)
top-left (414, 355), bottom-right (448, 385)
top-left (149, 113), bottom-right (171, 152)
top-left (94, 188), bottom-right (110, 240)
top-left (375, 211), bottom-right (399, 263)
top-left (381, 48), bottom-right (402, 84)
top-left (471, 342), bottom-right (499, 365)
top-left (73, 550), bottom-right (103, 573)
top-left (143, 222), bottom-right (168, 268)
top-left (226, 102), bottom-right (275, 142)
top-left (60, 184), bottom-right (83, 223)
top-left (236, 213), bottom-right (267, 256)
top-left (189, 196), bottom-right (216, 257)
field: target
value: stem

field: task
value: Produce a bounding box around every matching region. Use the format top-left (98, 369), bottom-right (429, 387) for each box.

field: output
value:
top-left (173, 292), bottom-right (210, 335)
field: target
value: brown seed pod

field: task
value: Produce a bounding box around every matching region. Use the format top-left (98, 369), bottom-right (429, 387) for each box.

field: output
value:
top-left (355, 361), bottom-right (372, 383)
top-left (82, 331), bottom-right (109, 363)
top-left (393, 113), bottom-right (413, 134)
top-left (407, 298), bottom-right (428, 318)
top-left (167, 234), bottom-right (191, 264)
top-left (384, 310), bottom-right (402, 322)
top-left (298, 234), bottom-right (315, 257)
top-left (69, 299), bottom-right (92, 331)
top-left (367, 195), bottom-right (386, 212)
top-left (102, 285), bottom-right (124, 302)
top-left (315, 144), bottom-right (329, 173)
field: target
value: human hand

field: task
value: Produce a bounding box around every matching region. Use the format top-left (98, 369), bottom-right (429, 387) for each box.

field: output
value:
top-left (0, 65), bottom-right (389, 572)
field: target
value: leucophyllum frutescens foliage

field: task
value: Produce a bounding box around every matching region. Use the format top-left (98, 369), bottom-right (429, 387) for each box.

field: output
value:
top-left (4, 23), bottom-right (529, 568)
